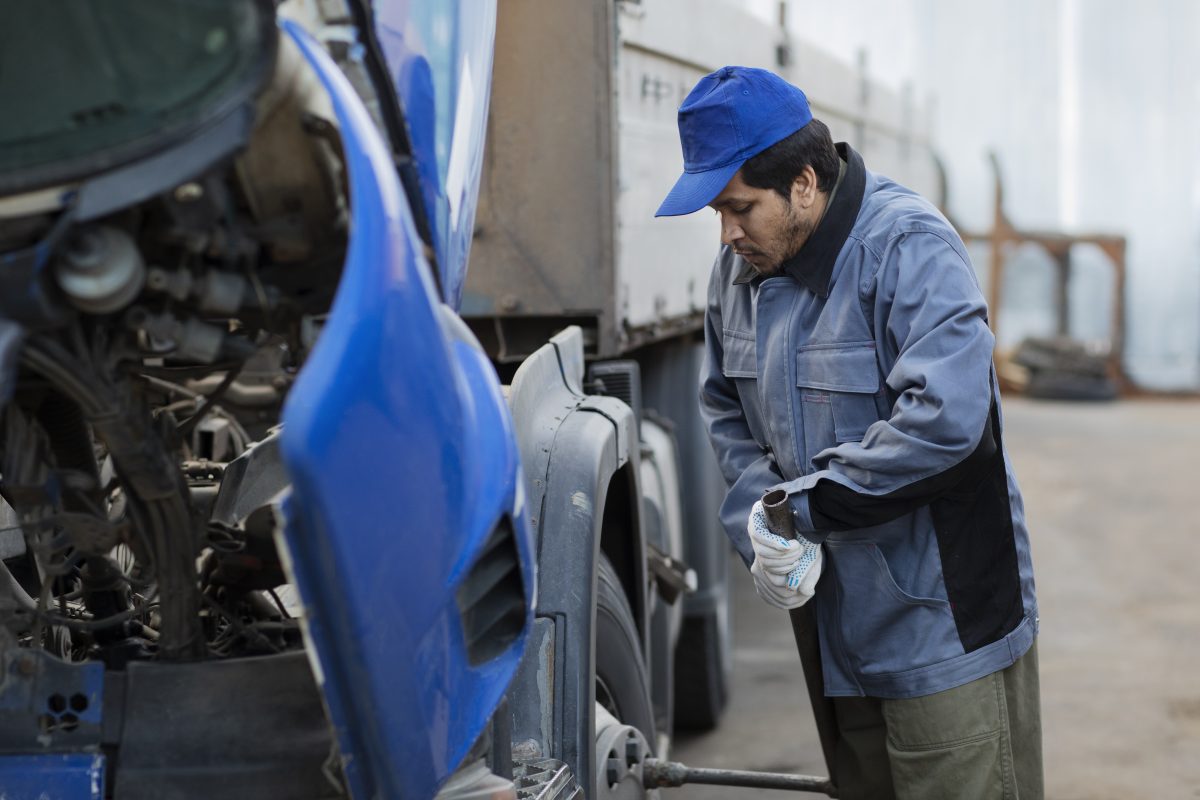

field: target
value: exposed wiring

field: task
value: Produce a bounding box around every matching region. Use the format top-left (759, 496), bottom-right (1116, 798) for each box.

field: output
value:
top-left (200, 593), bottom-right (281, 655)
top-left (176, 362), bottom-right (246, 440)
top-left (141, 372), bottom-right (252, 449)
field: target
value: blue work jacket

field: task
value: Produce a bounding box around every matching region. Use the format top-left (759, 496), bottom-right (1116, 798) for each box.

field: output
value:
top-left (700, 144), bottom-right (1038, 698)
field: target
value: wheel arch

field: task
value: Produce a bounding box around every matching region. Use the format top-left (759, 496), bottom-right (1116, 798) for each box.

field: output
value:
top-left (502, 328), bottom-right (650, 793)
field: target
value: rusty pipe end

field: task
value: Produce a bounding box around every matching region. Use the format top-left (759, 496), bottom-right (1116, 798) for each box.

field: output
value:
top-left (762, 489), bottom-right (795, 539)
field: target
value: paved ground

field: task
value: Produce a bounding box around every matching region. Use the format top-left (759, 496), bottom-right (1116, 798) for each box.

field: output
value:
top-left (671, 397), bottom-right (1200, 799)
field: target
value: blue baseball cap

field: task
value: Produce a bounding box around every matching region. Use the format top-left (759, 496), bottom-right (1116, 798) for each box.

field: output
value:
top-left (656, 66), bottom-right (813, 217)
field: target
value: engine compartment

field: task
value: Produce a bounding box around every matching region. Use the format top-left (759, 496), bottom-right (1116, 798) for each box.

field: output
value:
top-left (0, 17), bottom-right (353, 796)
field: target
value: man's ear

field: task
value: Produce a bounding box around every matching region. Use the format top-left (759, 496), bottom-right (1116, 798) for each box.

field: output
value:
top-left (790, 165), bottom-right (818, 209)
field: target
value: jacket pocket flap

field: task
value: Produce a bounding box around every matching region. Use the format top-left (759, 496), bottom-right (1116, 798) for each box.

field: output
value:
top-left (722, 332), bottom-right (757, 379)
top-left (795, 344), bottom-right (879, 393)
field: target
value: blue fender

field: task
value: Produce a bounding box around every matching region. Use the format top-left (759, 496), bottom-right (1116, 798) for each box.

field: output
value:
top-left (278, 21), bottom-right (534, 800)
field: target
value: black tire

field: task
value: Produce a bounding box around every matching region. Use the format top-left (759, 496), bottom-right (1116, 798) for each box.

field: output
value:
top-left (594, 554), bottom-right (656, 745)
top-left (671, 601), bottom-right (730, 731)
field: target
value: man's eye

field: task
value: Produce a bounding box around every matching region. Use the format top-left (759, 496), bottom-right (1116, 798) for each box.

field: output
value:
top-left (732, 205), bottom-right (751, 214)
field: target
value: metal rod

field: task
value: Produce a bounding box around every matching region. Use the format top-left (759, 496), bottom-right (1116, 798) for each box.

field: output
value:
top-left (644, 759), bottom-right (835, 796)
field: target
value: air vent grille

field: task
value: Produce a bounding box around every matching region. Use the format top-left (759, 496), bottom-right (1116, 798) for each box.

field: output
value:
top-left (586, 360), bottom-right (642, 429)
top-left (456, 516), bottom-right (526, 666)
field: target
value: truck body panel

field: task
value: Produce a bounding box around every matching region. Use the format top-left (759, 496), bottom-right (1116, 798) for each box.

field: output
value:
top-left (467, 0), bottom-right (939, 357)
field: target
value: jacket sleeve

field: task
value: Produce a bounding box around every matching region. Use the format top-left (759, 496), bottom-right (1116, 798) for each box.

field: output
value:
top-left (698, 258), bottom-right (781, 568)
top-left (775, 229), bottom-right (999, 540)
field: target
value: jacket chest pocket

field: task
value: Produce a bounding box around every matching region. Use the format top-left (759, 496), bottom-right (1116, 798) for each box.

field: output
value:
top-left (796, 342), bottom-right (881, 464)
top-left (721, 331), bottom-right (757, 378)
top-left (721, 330), bottom-right (772, 448)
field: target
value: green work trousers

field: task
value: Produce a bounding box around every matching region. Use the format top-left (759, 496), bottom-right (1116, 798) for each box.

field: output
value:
top-left (829, 641), bottom-right (1043, 800)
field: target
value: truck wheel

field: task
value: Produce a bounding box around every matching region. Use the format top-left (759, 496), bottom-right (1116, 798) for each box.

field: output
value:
top-left (594, 554), bottom-right (656, 741)
top-left (671, 595), bottom-right (730, 731)
top-left (593, 554), bottom-right (656, 798)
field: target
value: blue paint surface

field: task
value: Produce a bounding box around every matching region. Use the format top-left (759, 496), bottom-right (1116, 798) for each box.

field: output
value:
top-left (0, 754), bottom-right (105, 799)
top-left (372, 0), bottom-right (497, 309)
top-left (280, 18), bottom-right (532, 800)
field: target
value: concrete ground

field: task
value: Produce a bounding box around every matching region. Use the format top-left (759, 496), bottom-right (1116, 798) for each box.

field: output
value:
top-left (671, 397), bottom-right (1200, 799)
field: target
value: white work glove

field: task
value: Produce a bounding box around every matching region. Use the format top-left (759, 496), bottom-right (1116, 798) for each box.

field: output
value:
top-left (747, 499), bottom-right (822, 610)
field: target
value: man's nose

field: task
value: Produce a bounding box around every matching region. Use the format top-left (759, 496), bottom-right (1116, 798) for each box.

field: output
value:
top-left (720, 219), bottom-right (745, 247)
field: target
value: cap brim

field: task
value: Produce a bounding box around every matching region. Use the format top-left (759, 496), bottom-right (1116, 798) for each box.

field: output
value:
top-left (654, 160), bottom-right (744, 217)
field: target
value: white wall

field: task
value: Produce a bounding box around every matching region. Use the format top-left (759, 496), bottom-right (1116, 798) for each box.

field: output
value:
top-left (1070, 0), bottom-right (1200, 388)
top-left (744, 0), bottom-right (1200, 389)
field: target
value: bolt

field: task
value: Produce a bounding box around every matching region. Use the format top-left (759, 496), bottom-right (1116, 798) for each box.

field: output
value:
top-left (606, 756), bottom-right (623, 787)
top-left (499, 294), bottom-right (520, 313)
top-left (625, 734), bottom-right (642, 766)
top-left (174, 182), bottom-right (204, 203)
top-left (16, 655), bottom-right (36, 676)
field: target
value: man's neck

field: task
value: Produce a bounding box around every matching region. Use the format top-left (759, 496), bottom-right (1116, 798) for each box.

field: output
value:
top-left (817, 158), bottom-right (849, 227)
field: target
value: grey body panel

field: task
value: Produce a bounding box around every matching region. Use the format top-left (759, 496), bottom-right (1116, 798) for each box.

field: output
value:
top-left (504, 327), bottom-right (649, 790)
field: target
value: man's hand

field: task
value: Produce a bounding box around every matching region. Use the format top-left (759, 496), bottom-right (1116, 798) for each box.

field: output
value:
top-left (748, 499), bottom-right (822, 610)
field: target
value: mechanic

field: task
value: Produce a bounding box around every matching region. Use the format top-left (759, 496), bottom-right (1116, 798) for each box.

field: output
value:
top-left (656, 66), bottom-right (1043, 799)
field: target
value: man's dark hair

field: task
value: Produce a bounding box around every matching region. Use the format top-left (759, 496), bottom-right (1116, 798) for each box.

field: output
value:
top-left (740, 118), bottom-right (839, 200)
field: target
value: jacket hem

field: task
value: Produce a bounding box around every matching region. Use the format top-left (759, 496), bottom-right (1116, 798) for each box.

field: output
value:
top-left (823, 612), bottom-right (1037, 699)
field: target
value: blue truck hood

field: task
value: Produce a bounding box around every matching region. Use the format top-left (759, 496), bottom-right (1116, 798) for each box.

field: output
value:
top-left (373, 0), bottom-right (496, 311)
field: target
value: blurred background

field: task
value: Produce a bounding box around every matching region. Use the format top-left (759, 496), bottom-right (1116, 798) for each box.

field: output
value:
top-left (739, 0), bottom-right (1200, 393)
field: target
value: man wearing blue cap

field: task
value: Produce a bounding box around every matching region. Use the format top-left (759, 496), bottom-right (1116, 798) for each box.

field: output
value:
top-left (659, 67), bottom-right (1042, 798)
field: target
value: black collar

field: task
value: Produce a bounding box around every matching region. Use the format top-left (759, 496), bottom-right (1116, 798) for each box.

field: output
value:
top-left (733, 142), bottom-right (866, 297)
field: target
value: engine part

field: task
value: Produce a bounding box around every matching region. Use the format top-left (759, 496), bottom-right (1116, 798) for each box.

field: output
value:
top-left (235, 26), bottom-right (345, 263)
top-left (79, 557), bottom-right (134, 644)
top-left (209, 429), bottom-right (286, 527)
top-left (0, 499), bottom-right (24, 559)
top-left (125, 306), bottom-right (256, 364)
top-left (56, 511), bottom-right (122, 554)
top-left (19, 336), bottom-right (206, 661)
top-left (145, 266), bottom-right (280, 315)
top-left (53, 226), bottom-right (146, 314)
top-left (193, 417), bottom-right (237, 463)
top-left (204, 505), bottom-right (286, 592)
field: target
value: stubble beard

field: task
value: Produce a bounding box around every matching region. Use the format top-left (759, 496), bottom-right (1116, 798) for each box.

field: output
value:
top-left (753, 205), bottom-right (816, 277)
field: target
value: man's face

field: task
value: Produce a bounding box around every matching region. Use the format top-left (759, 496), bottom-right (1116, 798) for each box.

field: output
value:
top-left (708, 168), bottom-right (823, 275)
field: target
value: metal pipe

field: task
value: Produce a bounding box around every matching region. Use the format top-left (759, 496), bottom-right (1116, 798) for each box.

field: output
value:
top-left (762, 488), bottom-right (795, 539)
top-left (643, 759), bottom-right (835, 796)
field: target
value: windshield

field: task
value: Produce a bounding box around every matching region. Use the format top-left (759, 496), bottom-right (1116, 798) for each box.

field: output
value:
top-left (0, 0), bottom-right (275, 195)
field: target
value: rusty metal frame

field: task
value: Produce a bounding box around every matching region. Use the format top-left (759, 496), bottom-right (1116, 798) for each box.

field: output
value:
top-left (944, 154), bottom-right (1132, 393)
